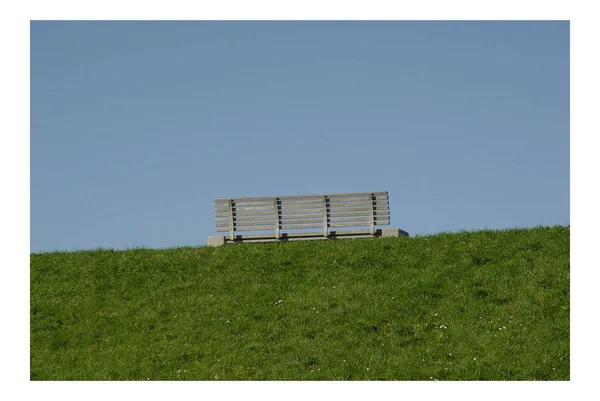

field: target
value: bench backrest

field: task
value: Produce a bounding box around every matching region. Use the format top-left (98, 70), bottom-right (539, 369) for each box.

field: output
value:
top-left (214, 191), bottom-right (390, 239)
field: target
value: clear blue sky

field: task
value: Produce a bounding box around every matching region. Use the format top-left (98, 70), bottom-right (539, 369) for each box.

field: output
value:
top-left (30, 21), bottom-right (569, 253)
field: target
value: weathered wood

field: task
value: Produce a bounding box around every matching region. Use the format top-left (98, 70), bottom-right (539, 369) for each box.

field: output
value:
top-left (322, 195), bottom-right (328, 236)
top-left (223, 228), bottom-right (384, 240)
top-left (281, 223), bottom-right (326, 230)
top-left (231, 205), bottom-right (277, 212)
top-left (279, 198), bottom-right (325, 205)
top-left (228, 200), bottom-right (234, 240)
top-left (213, 191), bottom-right (395, 240)
top-left (328, 200), bottom-right (388, 207)
top-left (217, 225), bottom-right (275, 232)
top-left (280, 218), bottom-right (323, 225)
top-left (215, 191), bottom-right (388, 203)
top-left (328, 216), bottom-right (371, 224)
top-left (274, 197), bottom-right (280, 239)
top-left (215, 196), bottom-right (275, 203)
top-left (328, 206), bottom-right (388, 213)
top-left (216, 215), bottom-right (276, 223)
top-left (280, 213), bottom-right (324, 220)
top-left (280, 208), bottom-right (325, 216)
top-left (326, 191), bottom-right (388, 198)
top-left (281, 215), bottom-right (325, 222)
top-left (328, 210), bottom-right (370, 218)
top-left (217, 220), bottom-right (278, 228)
top-left (227, 209), bottom-right (279, 217)
top-left (277, 204), bottom-right (324, 211)
top-left (328, 196), bottom-right (388, 203)
top-left (330, 221), bottom-right (371, 228)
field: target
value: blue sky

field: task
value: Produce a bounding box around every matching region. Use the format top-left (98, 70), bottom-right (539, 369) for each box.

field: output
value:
top-left (30, 21), bottom-right (569, 252)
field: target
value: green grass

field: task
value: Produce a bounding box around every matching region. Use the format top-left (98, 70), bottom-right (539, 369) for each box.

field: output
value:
top-left (30, 226), bottom-right (569, 380)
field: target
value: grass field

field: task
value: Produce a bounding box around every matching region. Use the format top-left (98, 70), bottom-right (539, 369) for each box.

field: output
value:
top-left (30, 226), bottom-right (569, 380)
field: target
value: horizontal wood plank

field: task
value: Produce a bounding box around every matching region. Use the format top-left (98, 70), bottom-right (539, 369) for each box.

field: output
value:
top-left (279, 199), bottom-right (324, 206)
top-left (215, 191), bottom-right (388, 203)
top-left (328, 206), bottom-right (387, 214)
top-left (280, 218), bottom-right (323, 225)
top-left (280, 223), bottom-right (327, 230)
top-left (278, 204), bottom-right (324, 211)
top-left (217, 219), bottom-right (276, 227)
top-left (216, 215), bottom-right (276, 223)
top-left (326, 191), bottom-right (388, 198)
top-left (328, 195), bottom-right (388, 202)
top-left (280, 208), bottom-right (324, 216)
top-left (329, 210), bottom-right (388, 217)
top-left (329, 221), bottom-right (371, 228)
top-left (328, 200), bottom-right (388, 207)
top-left (217, 226), bottom-right (275, 232)
top-left (231, 205), bottom-right (276, 212)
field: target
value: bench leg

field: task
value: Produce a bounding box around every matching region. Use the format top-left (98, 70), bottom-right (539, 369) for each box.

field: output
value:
top-left (381, 228), bottom-right (409, 237)
top-left (208, 236), bottom-right (226, 247)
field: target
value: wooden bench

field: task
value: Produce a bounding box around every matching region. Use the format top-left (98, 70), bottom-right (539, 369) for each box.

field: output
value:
top-left (208, 191), bottom-right (409, 246)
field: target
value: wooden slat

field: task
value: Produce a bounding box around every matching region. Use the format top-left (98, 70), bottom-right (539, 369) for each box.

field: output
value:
top-left (232, 209), bottom-right (279, 217)
top-left (217, 225), bottom-right (274, 232)
top-left (279, 194), bottom-right (334, 201)
top-left (329, 204), bottom-right (390, 213)
top-left (328, 216), bottom-right (371, 224)
top-left (280, 216), bottom-right (324, 223)
top-left (280, 196), bottom-right (321, 205)
top-left (281, 223), bottom-right (327, 230)
top-left (329, 200), bottom-right (390, 208)
top-left (280, 218), bottom-right (323, 225)
top-left (217, 220), bottom-right (276, 228)
top-left (280, 204), bottom-right (324, 210)
top-left (329, 211), bottom-right (388, 218)
top-left (231, 200), bottom-right (274, 207)
top-left (328, 210), bottom-right (370, 218)
top-left (329, 194), bottom-right (389, 203)
top-left (215, 196), bottom-right (274, 203)
top-left (330, 221), bottom-right (371, 228)
top-left (328, 200), bottom-right (388, 207)
top-left (329, 197), bottom-right (388, 204)
top-left (219, 220), bottom-right (278, 228)
top-left (216, 215), bottom-right (276, 223)
top-left (326, 191), bottom-right (388, 198)
top-left (219, 209), bottom-right (389, 219)
top-left (215, 192), bottom-right (388, 203)
top-left (232, 205), bottom-right (276, 212)
top-left (280, 208), bottom-right (325, 217)
top-left (281, 214), bottom-right (324, 221)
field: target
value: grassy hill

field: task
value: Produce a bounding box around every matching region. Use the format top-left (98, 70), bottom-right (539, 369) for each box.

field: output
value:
top-left (30, 226), bottom-right (569, 380)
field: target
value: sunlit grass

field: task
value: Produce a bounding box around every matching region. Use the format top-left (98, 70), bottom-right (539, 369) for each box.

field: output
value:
top-left (30, 226), bottom-right (569, 380)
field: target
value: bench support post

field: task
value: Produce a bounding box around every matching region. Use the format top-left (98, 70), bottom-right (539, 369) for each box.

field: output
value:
top-left (228, 199), bottom-right (235, 241)
top-left (369, 192), bottom-right (375, 235)
top-left (322, 195), bottom-right (329, 237)
top-left (274, 197), bottom-right (281, 239)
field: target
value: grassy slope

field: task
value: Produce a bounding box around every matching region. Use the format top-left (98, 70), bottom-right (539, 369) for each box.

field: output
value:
top-left (30, 226), bottom-right (569, 380)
